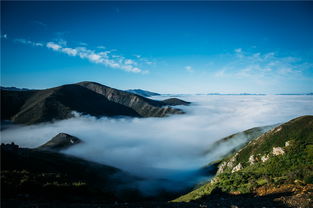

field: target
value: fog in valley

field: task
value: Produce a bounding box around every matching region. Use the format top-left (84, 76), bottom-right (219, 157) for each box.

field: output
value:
top-left (1, 95), bottom-right (313, 194)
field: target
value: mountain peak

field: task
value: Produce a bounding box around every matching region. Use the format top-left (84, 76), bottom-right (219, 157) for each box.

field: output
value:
top-left (38, 132), bottom-right (81, 151)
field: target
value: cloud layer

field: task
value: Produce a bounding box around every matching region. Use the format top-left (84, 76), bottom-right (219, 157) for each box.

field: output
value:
top-left (2, 95), bottom-right (313, 177)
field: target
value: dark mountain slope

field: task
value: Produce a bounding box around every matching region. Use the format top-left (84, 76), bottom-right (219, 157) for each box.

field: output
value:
top-left (38, 133), bottom-right (81, 151)
top-left (1, 143), bottom-right (141, 202)
top-left (4, 84), bottom-right (140, 124)
top-left (77, 81), bottom-right (183, 117)
top-left (162, 98), bottom-right (191, 106)
top-left (126, 89), bottom-right (160, 97)
top-left (174, 115), bottom-right (313, 208)
top-left (1, 90), bottom-right (37, 120)
top-left (1, 82), bottom-right (184, 124)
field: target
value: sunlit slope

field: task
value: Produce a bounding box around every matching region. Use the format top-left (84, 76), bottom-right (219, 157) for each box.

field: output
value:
top-left (174, 115), bottom-right (313, 203)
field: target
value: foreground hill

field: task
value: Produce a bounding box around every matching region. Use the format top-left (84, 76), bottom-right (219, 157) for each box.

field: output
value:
top-left (1, 143), bottom-right (143, 202)
top-left (1, 82), bottom-right (184, 124)
top-left (174, 115), bottom-right (313, 208)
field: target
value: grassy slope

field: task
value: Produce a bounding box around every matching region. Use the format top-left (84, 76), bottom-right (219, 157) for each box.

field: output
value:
top-left (174, 115), bottom-right (313, 202)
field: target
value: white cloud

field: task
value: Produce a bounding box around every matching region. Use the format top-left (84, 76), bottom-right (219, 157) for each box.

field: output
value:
top-left (46, 42), bottom-right (62, 51)
top-left (1, 34), bottom-right (8, 39)
top-left (97, 45), bottom-right (106, 49)
top-left (62, 48), bottom-right (78, 56)
top-left (235, 48), bottom-right (242, 53)
top-left (185, 65), bottom-right (193, 72)
top-left (125, 59), bottom-right (136, 65)
top-left (14, 38), bottom-right (44, 47)
top-left (44, 41), bottom-right (143, 73)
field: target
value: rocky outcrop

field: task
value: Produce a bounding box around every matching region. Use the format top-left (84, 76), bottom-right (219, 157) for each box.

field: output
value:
top-left (232, 163), bottom-right (243, 173)
top-left (38, 133), bottom-right (81, 151)
top-left (272, 147), bottom-right (285, 156)
top-left (261, 154), bottom-right (270, 162)
top-left (249, 155), bottom-right (256, 165)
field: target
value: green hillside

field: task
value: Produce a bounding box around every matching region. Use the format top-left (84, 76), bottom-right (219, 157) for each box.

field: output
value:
top-left (174, 115), bottom-right (313, 207)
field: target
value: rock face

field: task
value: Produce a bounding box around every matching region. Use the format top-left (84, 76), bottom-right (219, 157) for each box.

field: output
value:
top-left (38, 133), bottom-right (81, 151)
top-left (231, 163), bottom-right (243, 173)
top-left (272, 147), bottom-right (285, 156)
top-left (161, 98), bottom-right (191, 106)
top-left (1, 81), bottom-right (185, 124)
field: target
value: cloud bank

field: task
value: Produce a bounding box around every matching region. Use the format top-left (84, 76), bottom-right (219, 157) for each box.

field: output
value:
top-left (1, 95), bottom-right (313, 193)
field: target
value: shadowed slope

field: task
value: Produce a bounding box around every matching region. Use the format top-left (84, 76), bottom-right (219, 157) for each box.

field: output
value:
top-left (1, 82), bottom-right (185, 124)
top-left (2, 84), bottom-right (140, 124)
top-left (77, 81), bottom-right (184, 117)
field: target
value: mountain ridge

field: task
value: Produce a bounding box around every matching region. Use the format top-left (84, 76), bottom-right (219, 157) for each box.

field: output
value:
top-left (1, 81), bottom-right (185, 124)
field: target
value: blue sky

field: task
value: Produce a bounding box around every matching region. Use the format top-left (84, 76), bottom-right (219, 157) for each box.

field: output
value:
top-left (1, 1), bottom-right (313, 94)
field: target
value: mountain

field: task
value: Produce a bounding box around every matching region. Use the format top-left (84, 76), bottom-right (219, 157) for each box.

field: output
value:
top-left (1, 82), bottom-right (184, 124)
top-left (38, 133), bottom-right (81, 151)
top-left (203, 125), bottom-right (277, 158)
top-left (1, 143), bottom-right (142, 202)
top-left (0, 86), bottom-right (31, 91)
top-left (162, 98), bottom-right (191, 106)
top-left (174, 115), bottom-right (313, 208)
top-left (76, 81), bottom-right (184, 117)
top-left (126, 89), bottom-right (160, 97)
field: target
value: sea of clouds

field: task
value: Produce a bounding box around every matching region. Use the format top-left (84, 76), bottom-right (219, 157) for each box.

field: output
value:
top-left (1, 95), bottom-right (313, 194)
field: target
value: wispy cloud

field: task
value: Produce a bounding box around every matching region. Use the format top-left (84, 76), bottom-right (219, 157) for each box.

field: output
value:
top-left (12, 37), bottom-right (146, 73)
top-left (1, 34), bottom-right (8, 39)
top-left (14, 38), bottom-right (44, 47)
top-left (185, 65), bottom-right (194, 72)
top-left (46, 41), bottom-right (142, 73)
top-left (31, 20), bottom-right (47, 28)
top-left (214, 48), bottom-right (312, 79)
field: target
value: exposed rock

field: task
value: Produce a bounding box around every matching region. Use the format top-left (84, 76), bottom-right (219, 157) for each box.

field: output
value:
top-left (227, 154), bottom-right (238, 169)
top-left (261, 154), bottom-right (270, 162)
top-left (272, 147), bottom-right (285, 156)
top-left (285, 141), bottom-right (291, 147)
top-left (217, 161), bottom-right (227, 174)
top-left (249, 155), bottom-right (256, 165)
top-left (231, 163), bottom-right (243, 173)
top-left (273, 126), bottom-right (282, 133)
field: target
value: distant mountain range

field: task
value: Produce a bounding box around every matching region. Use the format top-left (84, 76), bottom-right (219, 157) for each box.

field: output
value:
top-left (0, 86), bottom-right (31, 91)
top-left (207, 93), bottom-right (313, 95)
top-left (0, 81), bottom-right (189, 125)
top-left (125, 89), bottom-right (160, 97)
